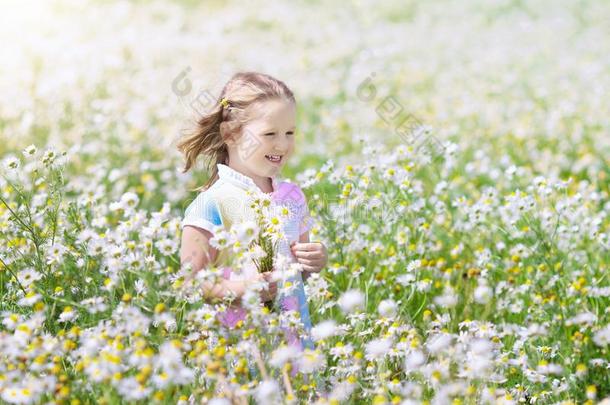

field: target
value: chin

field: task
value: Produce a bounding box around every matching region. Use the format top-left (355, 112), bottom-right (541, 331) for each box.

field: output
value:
top-left (266, 166), bottom-right (281, 175)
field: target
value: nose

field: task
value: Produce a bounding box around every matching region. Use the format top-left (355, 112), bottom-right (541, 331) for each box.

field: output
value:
top-left (273, 134), bottom-right (293, 153)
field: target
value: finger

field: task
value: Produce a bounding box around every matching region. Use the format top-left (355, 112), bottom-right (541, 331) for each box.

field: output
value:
top-left (291, 242), bottom-right (319, 252)
top-left (295, 257), bottom-right (316, 266)
top-left (298, 255), bottom-right (325, 265)
top-left (300, 264), bottom-right (319, 272)
top-left (293, 250), bottom-right (320, 259)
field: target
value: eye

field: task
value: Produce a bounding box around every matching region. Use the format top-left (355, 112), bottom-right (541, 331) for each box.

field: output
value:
top-left (286, 131), bottom-right (295, 136)
top-left (263, 132), bottom-right (275, 136)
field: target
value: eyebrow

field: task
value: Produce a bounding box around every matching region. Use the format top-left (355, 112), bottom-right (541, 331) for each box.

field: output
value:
top-left (262, 127), bottom-right (296, 133)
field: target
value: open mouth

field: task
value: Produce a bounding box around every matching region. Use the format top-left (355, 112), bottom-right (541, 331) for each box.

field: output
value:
top-left (265, 155), bottom-right (283, 163)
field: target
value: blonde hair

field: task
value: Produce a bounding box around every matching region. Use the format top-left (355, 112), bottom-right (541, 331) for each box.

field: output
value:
top-left (177, 71), bottom-right (296, 192)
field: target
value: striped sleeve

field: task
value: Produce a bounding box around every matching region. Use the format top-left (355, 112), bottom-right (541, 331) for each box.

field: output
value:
top-left (181, 192), bottom-right (223, 233)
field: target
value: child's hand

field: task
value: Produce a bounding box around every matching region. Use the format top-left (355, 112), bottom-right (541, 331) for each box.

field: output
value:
top-left (290, 241), bottom-right (327, 273)
top-left (256, 272), bottom-right (277, 303)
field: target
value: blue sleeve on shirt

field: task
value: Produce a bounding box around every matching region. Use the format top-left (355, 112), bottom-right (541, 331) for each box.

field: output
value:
top-left (182, 192), bottom-right (223, 232)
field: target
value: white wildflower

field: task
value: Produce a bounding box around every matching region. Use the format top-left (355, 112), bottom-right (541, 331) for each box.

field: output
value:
top-left (426, 333), bottom-right (453, 355)
top-left (378, 299), bottom-right (398, 317)
top-left (365, 338), bottom-right (393, 361)
top-left (338, 289), bottom-right (365, 314)
top-left (255, 380), bottom-right (282, 404)
top-left (405, 350), bottom-right (426, 370)
top-left (120, 191), bottom-right (139, 210)
top-left (298, 348), bottom-right (326, 373)
top-left (474, 282), bottom-right (493, 304)
top-left (269, 345), bottom-right (299, 368)
top-left (58, 307), bottom-right (78, 323)
top-left (22, 144), bottom-right (37, 158)
top-left (593, 325), bottom-right (610, 347)
top-left (311, 320), bottom-right (338, 341)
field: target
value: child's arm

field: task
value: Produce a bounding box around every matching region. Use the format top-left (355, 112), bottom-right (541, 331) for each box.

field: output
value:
top-left (291, 231), bottom-right (327, 283)
top-left (180, 225), bottom-right (247, 302)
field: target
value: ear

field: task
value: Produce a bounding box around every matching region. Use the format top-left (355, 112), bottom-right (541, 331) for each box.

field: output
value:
top-left (223, 133), bottom-right (236, 147)
top-left (220, 123), bottom-right (237, 146)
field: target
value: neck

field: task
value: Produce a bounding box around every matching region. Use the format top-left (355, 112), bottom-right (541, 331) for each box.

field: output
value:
top-left (227, 162), bottom-right (274, 193)
top-left (253, 176), bottom-right (273, 194)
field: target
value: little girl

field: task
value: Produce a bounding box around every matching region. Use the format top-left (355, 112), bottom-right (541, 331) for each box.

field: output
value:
top-left (177, 72), bottom-right (328, 366)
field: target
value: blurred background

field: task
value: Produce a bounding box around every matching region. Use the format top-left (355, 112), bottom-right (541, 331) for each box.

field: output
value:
top-left (1, 2), bottom-right (610, 401)
top-left (1, 0), bottom-right (608, 210)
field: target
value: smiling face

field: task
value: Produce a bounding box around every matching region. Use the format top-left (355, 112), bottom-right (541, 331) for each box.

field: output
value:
top-left (225, 97), bottom-right (296, 191)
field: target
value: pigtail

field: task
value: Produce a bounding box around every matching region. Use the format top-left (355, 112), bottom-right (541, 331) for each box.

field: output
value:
top-left (176, 103), bottom-right (227, 192)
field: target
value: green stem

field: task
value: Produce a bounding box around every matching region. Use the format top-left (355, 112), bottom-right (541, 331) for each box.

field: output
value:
top-left (0, 256), bottom-right (27, 295)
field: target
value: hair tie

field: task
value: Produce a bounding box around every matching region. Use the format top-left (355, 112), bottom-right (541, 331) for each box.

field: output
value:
top-left (220, 98), bottom-right (230, 109)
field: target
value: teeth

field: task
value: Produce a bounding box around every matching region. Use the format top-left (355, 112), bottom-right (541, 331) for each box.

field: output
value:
top-left (266, 155), bottom-right (282, 162)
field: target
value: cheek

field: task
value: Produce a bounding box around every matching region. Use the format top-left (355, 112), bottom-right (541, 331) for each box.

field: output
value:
top-left (257, 139), bottom-right (274, 155)
top-left (247, 135), bottom-right (267, 154)
top-left (234, 136), bottom-right (267, 161)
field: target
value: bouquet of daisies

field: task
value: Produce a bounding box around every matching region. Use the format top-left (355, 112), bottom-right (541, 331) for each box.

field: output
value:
top-left (202, 191), bottom-right (289, 309)
top-left (246, 192), bottom-right (289, 311)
